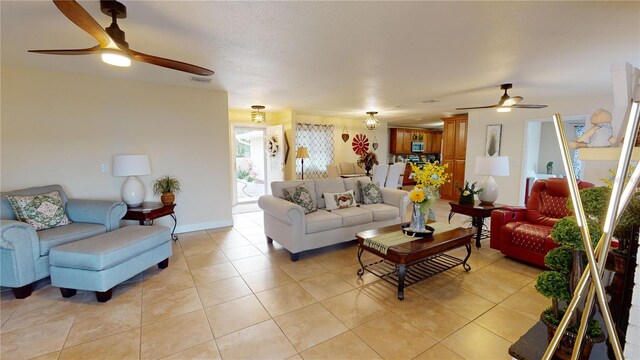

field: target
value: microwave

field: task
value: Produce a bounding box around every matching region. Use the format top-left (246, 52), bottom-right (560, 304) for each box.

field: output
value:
top-left (411, 142), bottom-right (425, 152)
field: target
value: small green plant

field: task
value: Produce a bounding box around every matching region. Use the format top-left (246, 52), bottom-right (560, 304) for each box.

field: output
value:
top-left (454, 181), bottom-right (482, 196)
top-left (152, 176), bottom-right (182, 196)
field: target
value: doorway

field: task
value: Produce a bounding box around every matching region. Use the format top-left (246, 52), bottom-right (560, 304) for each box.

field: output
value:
top-left (234, 127), bottom-right (267, 204)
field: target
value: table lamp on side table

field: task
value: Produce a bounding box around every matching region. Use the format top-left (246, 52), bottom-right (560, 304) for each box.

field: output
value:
top-left (112, 155), bottom-right (151, 207)
top-left (296, 147), bottom-right (309, 179)
top-left (475, 156), bottom-right (509, 204)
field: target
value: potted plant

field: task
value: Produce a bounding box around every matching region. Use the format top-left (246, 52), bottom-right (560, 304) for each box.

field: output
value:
top-left (357, 151), bottom-right (379, 176)
top-left (535, 194), bottom-right (605, 359)
top-left (152, 176), bottom-right (182, 205)
top-left (455, 181), bottom-right (481, 204)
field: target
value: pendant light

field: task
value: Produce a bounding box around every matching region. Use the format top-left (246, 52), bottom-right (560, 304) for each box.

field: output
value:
top-left (251, 105), bottom-right (266, 123)
top-left (363, 111), bottom-right (380, 130)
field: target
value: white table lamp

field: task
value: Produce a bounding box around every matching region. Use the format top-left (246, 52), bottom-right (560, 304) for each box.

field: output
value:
top-left (475, 156), bottom-right (509, 204)
top-left (112, 155), bottom-right (151, 207)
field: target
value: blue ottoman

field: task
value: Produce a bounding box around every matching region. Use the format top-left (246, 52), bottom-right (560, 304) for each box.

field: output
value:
top-left (49, 225), bottom-right (172, 302)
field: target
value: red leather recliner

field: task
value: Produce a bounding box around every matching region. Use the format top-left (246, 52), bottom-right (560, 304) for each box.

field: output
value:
top-left (490, 178), bottom-right (594, 268)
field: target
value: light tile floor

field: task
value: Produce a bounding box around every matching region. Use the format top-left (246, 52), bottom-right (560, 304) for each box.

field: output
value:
top-left (0, 199), bottom-right (549, 360)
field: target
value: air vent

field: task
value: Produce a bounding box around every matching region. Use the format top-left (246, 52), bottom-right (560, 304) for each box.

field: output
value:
top-left (190, 76), bottom-right (212, 83)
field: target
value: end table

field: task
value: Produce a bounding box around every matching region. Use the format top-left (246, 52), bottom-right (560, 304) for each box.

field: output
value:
top-left (448, 201), bottom-right (504, 248)
top-left (122, 202), bottom-right (178, 241)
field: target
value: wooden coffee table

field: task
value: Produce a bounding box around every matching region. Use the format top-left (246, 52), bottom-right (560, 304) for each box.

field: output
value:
top-left (356, 224), bottom-right (474, 300)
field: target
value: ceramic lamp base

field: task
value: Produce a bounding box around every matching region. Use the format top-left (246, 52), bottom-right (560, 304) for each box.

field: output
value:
top-left (121, 176), bottom-right (145, 207)
top-left (478, 175), bottom-right (498, 204)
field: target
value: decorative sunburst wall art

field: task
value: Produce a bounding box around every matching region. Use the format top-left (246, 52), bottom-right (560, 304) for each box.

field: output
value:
top-left (352, 133), bottom-right (369, 155)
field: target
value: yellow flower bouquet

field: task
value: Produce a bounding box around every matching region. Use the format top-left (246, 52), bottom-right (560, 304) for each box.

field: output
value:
top-left (406, 162), bottom-right (450, 231)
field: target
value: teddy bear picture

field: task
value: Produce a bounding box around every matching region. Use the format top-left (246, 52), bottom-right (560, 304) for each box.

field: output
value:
top-left (569, 108), bottom-right (616, 148)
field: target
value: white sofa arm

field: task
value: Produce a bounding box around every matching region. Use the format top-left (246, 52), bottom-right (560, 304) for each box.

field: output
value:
top-left (380, 188), bottom-right (411, 222)
top-left (258, 195), bottom-right (305, 225)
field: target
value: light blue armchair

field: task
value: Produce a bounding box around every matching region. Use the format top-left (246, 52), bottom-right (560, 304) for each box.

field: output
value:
top-left (1, 185), bottom-right (126, 299)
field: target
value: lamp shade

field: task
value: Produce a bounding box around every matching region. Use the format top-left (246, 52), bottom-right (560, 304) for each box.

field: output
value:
top-left (475, 156), bottom-right (509, 176)
top-left (296, 147), bottom-right (309, 159)
top-left (112, 155), bottom-right (151, 176)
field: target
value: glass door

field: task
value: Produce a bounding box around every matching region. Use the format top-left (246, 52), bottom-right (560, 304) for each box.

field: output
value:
top-left (234, 127), bottom-right (267, 203)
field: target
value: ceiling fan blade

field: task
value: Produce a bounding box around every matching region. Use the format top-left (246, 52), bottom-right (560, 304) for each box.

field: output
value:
top-left (503, 96), bottom-right (523, 107)
top-left (129, 50), bottom-right (214, 76)
top-left (29, 45), bottom-right (101, 55)
top-left (513, 104), bottom-right (548, 109)
top-left (53, 0), bottom-right (112, 48)
top-left (455, 105), bottom-right (499, 110)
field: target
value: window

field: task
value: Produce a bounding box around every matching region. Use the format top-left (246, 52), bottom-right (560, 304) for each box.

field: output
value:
top-left (295, 123), bottom-right (335, 179)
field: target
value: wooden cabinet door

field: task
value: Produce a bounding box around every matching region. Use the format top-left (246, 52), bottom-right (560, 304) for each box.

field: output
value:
top-left (453, 160), bottom-right (466, 190)
top-left (455, 119), bottom-right (467, 160)
top-left (424, 131), bottom-right (432, 154)
top-left (402, 129), bottom-right (412, 154)
top-left (390, 128), bottom-right (400, 153)
top-left (431, 131), bottom-right (442, 153)
top-left (442, 120), bottom-right (456, 160)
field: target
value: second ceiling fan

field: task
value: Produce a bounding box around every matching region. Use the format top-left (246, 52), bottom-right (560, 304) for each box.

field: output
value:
top-left (29, 0), bottom-right (214, 76)
top-left (456, 83), bottom-right (547, 112)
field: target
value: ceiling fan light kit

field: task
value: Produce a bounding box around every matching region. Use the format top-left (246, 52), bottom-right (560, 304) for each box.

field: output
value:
top-left (28, 0), bottom-right (214, 76)
top-left (363, 111), bottom-right (380, 130)
top-left (251, 105), bottom-right (266, 123)
top-left (456, 83), bottom-right (547, 112)
top-left (101, 48), bottom-right (130, 67)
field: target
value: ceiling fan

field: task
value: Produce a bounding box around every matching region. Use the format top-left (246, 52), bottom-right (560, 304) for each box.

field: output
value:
top-left (456, 83), bottom-right (547, 112)
top-left (28, 0), bottom-right (214, 76)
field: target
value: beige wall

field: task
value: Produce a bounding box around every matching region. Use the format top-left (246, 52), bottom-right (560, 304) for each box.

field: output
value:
top-left (1, 65), bottom-right (232, 232)
top-left (465, 95), bottom-right (613, 206)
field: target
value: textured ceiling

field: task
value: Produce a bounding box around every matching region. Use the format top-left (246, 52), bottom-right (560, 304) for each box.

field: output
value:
top-left (2, 1), bottom-right (639, 126)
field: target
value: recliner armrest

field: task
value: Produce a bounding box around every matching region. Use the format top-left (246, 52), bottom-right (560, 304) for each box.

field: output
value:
top-left (490, 207), bottom-right (525, 250)
top-left (66, 200), bottom-right (127, 232)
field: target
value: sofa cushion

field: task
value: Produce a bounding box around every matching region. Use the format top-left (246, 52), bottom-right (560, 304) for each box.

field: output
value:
top-left (283, 185), bottom-right (317, 214)
top-left (271, 180), bottom-right (316, 200)
top-left (360, 203), bottom-right (399, 221)
top-left (314, 178), bottom-right (346, 209)
top-left (539, 192), bottom-right (571, 219)
top-left (5, 191), bottom-right (72, 231)
top-left (39, 222), bottom-right (106, 256)
top-left (324, 190), bottom-right (357, 210)
top-left (331, 207), bottom-right (374, 227)
top-left (511, 224), bottom-right (551, 253)
top-left (360, 182), bottom-right (383, 204)
top-left (344, 177), bottom-right (370, 203)
top-left (305, 210), bottom-right (343, 234)
top-left (339, 162), bottom-right (355, 175)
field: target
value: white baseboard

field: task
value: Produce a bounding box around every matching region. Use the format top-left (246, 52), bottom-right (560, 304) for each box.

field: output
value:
top-left (175, 219), bottom-right (234, 234)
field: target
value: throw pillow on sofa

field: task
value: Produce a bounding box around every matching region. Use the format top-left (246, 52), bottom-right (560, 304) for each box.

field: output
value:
top-left (324, 190), bottom-right (357, 210)
top-left (5, 191), bottom-right (72, 230)
top-left (360, 181), bottom-right (383, 204)
top-left (283, 185), bottom-right (317, 214)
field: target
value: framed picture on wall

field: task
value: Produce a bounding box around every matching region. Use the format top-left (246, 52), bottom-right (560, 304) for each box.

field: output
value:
top-left (485, 124), bottom-right (502, 157)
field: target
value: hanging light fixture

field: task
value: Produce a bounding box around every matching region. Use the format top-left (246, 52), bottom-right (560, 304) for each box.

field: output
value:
top-left (251, 105), bottom-right (266, 123)
top-left (363, 111), bottom-right (380, 130)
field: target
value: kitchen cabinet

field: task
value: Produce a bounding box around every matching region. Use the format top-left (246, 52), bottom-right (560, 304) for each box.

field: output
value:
top-left (440, 115), bottom-right (468, 200)
top-left (430, 131), bottom-right (442, 153)
top-left (390, 129), bottom-right (441, 154)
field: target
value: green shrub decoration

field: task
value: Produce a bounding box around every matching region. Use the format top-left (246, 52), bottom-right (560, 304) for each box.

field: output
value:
top-left (550, 216), bottom-right (602, 251)
top-left (544, 246), bottom-right (573, 274)
top-left (535, 271), bottom-right (571, 302)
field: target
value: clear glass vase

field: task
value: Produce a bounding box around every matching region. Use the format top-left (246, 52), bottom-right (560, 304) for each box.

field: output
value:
top-left (409, 202), bottom-right (427, 232)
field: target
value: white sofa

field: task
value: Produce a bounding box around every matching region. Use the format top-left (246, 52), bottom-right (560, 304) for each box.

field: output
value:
top-left (258, 176), bottom-right (410, 261)
top-left (326, 162), bottom-right (367, 178)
